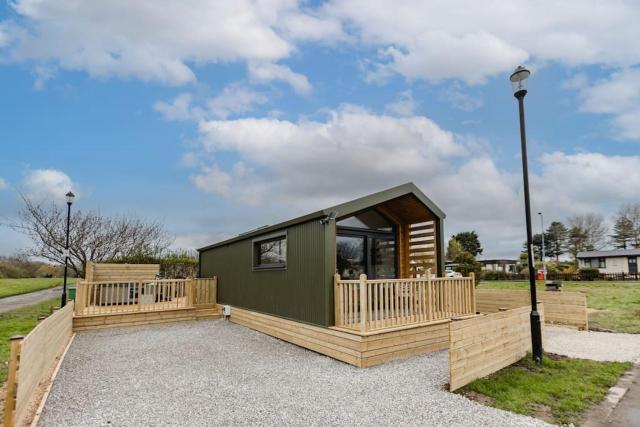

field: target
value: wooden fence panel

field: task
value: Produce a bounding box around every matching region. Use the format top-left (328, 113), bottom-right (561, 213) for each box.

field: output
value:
top-left (4, 302), bottom-right (74, 426)
top-left (85, 262), bottom-right (159, 282)
top-left (476, 289), bottom-right (587, 330)
top-left (449, 305), bottom-right (545, 391)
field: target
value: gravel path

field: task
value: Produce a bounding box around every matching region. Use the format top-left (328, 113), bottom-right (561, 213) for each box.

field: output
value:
top-left (546, 326), bottom-right (640, 363)
top-left (40, 320), bottom-right (549, 427)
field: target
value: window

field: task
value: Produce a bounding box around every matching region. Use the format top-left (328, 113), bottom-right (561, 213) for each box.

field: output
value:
top-left (254, 234), bottom-right (287, 269)
top-left (598, 257), bottom-right (606, 268)
top-left (583, 258), bottom-right (592, 268)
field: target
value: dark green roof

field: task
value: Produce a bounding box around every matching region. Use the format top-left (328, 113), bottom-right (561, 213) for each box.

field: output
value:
top-left (197, 182), bottom-right (445, 252)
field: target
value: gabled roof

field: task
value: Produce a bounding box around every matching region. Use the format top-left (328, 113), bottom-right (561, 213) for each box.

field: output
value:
top-left (198, 182), bottom-right (444, 251)
top-left (577, 248), bottom-right (640, 258)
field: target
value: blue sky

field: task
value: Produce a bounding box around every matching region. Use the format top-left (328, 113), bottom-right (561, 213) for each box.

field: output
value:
top-left (1, 1), bottom-right (639, 258)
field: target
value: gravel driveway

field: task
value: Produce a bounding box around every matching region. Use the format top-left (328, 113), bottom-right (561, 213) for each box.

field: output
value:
top-left (545, 326), bottom-right (640, 363)
top-left (39, 320), bottom-right (548, 427)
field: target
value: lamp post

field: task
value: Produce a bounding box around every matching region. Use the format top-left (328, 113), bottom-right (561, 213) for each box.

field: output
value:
top-left (61, 191), bottom-right (75, 307)
top-left (510, 66), bottom-right (543, 363)
top-left (539, 212), bottom-right (546, 278)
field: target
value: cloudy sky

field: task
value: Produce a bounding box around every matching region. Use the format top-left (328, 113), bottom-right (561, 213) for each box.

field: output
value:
top-left (1, 0), bottom-right (639, 258)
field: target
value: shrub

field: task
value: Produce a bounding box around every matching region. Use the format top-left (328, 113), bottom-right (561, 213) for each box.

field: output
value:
top-left (579, 268), bottom-right (600, 281)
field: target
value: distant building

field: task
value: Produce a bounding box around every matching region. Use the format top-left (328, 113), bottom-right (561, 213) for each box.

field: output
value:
top-left (577, 249), bottom-right (640, 274)
top-left (478, 259), bottom-right (518, 273)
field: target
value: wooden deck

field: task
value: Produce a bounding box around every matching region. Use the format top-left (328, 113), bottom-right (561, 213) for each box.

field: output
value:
top-left (73, 278), bottom-right (221, 331)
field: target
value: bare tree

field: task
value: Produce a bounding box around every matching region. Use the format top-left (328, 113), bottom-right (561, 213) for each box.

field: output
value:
top-left (567, 213), bottom-right (608, 253)
top-left (9, 195), bottom-right (171, 278)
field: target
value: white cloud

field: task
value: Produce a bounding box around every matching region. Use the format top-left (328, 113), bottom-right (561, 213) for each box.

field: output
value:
top-left (384, 91), bottom-right (417, 116)
top-left (154, 84), bottom-right (268, 122)
top-left (439, 83), bottom-right (484, 112)
top-left (207, 84), bottom-right (268, 119)
top-left (325, 0), bottom-right (640, 83)
top-left (1, 0), bottom-right (320, 85)
top-left (153, 93), bottom-right (201, 122)
top-left (248, 62), bottom-right (312, 95)
top-left (23, 169), bottom-right (76, 203)
top-left (0, 178), bottom-right (8, 189)
top-left (184, 107), bottom-right (639, 257)
top-left (577, 68), bottom-right (640, 140)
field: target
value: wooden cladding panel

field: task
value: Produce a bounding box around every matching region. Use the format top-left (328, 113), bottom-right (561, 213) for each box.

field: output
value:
top-left (476, 289), bottom-right (587, 330)
top-left (449, 305), bottom-right (545, 391)
top-left (230, 307), bottom-right (450, 368)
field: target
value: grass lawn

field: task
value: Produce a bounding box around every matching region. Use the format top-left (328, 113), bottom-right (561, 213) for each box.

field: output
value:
top-left (0, 297), bottom-right (60, 385)
top-left (0, 277), bottom-right (75, 299)
top-left (478, 280), bottom-right (640, 333)
top-left (457, 354), bottom-right (632, 425)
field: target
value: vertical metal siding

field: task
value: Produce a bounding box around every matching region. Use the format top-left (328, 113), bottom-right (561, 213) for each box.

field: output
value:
top-left (199, 219), bottom-right (333, 326)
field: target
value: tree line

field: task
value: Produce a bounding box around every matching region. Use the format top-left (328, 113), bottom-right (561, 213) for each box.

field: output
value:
top-left (528, 203), bottom-right (640, 262)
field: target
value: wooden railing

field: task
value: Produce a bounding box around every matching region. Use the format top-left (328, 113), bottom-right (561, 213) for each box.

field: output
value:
top-left (334, 273), bottom-right (475, 332)
top-left (74, 277), bottom-right (217, 316)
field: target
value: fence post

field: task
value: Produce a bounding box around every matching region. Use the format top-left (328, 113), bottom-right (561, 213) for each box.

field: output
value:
top-left (469, 272), bottom-right (476, 314)
top-left (186, 278), bottom-right (194, 307)
top-left (212, 276), bottom-right (217, 305)
top-left (4, 335), bottom-right (23, 427)
top-left (359, 274), bottom-right (368, 332)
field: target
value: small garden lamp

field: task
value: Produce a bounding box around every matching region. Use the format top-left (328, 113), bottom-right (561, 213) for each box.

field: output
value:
top-left (510, 65), bottom-right (543, 364)
top-left (61, 191), bottom-right (75, 307)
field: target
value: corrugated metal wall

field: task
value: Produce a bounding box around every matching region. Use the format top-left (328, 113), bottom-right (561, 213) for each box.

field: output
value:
top-left (200, 219), bottom-right (335, 326)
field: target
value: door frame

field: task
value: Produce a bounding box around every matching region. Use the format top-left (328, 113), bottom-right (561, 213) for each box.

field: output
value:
top-left (337, 226), bottom-right (398, 279)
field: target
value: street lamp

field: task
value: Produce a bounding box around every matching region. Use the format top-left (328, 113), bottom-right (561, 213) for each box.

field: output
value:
top-left (510, 65), bottom-right (543, 363)
top-left (61, 191), bottom-right (75, 307)
top-left (538, 212), bottom-right (546, 278)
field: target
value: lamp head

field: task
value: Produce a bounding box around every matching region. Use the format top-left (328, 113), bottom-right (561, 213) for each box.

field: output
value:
top-left (510, 66), bottom-right (530, 97)
top-left (65, 191), bottom-right (75, 204)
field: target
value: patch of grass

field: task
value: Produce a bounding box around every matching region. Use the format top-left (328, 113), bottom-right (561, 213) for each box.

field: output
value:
top-left (457, 354), bottom-right (632, 425)
top-left (0, 277), bottom-right (75, 299)
top-left (478, 280), bottom-right (640, 333)
top-left (0, 298), bottom-right (60, 385)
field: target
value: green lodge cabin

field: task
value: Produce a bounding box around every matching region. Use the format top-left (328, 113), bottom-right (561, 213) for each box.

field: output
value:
top-left (198, 183), bottom-right (477, 367)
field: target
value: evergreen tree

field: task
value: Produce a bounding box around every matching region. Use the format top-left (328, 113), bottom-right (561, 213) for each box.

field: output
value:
top-left (615, 204), bottom-right (640, 248)
top-left (611, 216), bottom-right (635, 249)
top-left (545, 221), bottom-right (568, 261)
top-left (452, 231), bottom-right (483, 256)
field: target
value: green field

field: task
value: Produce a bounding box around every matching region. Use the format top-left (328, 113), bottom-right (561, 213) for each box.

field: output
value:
top-left (457, 353), bottom-right (631, 425)
top-left (0, 277), bottom-right (75, 299)
top-left (0, 297), bottom-right (60, 385)
top-left (478, 280), bottom-right (640, 333)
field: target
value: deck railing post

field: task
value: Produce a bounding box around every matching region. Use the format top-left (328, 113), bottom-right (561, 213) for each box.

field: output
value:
top-left (359, 274), bottom-right (368, 332)
top-left (212, 276), bottom-right (218, 305)
top-left (426, 268), bottom-right (433, 320)
top-left (334, 274), bottom-right (342, 327)
top-left (186, 278), bottom-right (194, 307)
top-left (469, 272), bottom-right (476, 314)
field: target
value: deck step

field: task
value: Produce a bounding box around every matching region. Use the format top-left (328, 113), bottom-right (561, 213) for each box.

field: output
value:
top-left (195, 307), bottom-right (222, 319)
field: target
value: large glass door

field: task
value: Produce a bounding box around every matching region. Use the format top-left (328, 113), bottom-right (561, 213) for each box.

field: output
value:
top-left (336, 208), bottom-right (397, 279)
top-left (336, 235), bottom-right (366, 279)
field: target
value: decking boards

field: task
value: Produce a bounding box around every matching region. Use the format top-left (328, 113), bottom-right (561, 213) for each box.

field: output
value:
top-left (228, 306), bottom-right (450, 367)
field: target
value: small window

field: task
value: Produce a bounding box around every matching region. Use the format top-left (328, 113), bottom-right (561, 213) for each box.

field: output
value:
top-left (583, 258), bottom-right (592, 268)
top-left (254, 234), bottom-right (287, 269)
top-left (598, 257), bottom-right (606, 268)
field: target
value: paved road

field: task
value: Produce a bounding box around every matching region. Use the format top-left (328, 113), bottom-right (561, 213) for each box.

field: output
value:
top-left (606, 364), bottom-right (640, 427)
top-left (0, 286), bottom-right (62, 314)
